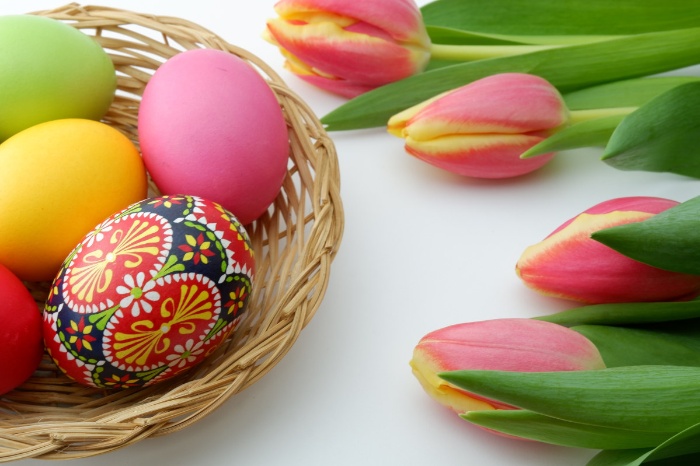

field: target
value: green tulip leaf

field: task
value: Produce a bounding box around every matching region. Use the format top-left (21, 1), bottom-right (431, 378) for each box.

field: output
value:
top-left (520, 77), bottom-right (700, 158)
top-left (520, 115), bottom-right (624, 158)
top-left (591, 195), bottom-right (700, 275)
top-left (586, 449), bottom-right (653, 466)
top-left (572, 323), bottom-right (700, 367)
top-left (321, 28), bottom-right (700, 131)
top-left (426, 26), bottom-right (614, 46)
top-left (440, 365), bottom-right (700, 432)
top-left (590, 451), bottom-right (700, 466)
top-left (462, 409), bottom-right (673, 450)
top-left (536, 300), bottom-right (700, 327)
top-left (426, 26), bottom-right (534, 46)
top-left (601, 82), bottom-right (700, 177)
top-left (563, 76), bottom-right (700, 110)
top-left (421, 0), bottom-right (700, 36)
top-left (587, 422), bottom-right (700, 466)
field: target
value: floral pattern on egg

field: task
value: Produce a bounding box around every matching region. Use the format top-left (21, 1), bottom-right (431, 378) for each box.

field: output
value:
top-left (43, 195), bottom-right (255, 389)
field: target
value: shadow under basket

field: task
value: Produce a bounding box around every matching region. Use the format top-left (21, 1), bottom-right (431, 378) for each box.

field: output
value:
top-left (1, 3), bottom-right (343, 462)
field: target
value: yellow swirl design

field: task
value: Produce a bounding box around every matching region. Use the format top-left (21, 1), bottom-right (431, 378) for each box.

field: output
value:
top-left (112, 282), bottom-right (215, 367)
top-left (67, 218), bottom-right (164, 304)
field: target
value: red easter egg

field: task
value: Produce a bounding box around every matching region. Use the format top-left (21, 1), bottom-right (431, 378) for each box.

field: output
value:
top-left (0, 263), bottom-right (44, 395)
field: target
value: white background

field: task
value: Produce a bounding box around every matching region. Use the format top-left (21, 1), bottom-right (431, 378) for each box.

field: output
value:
top-left (6, 1), bottom-right (700, 465)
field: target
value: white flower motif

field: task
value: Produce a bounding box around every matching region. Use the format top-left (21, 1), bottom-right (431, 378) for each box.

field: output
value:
top-left (115, 272), bottom-right (160, 317)
top-left (84, 223), bottom-right (114, 248)
top-left (166, 339), bottom-right (205, 369)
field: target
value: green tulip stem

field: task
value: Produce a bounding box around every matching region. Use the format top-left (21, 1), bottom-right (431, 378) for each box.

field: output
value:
top-left (429, 43), bottom-right (562, 61)
top-left (568, 106), bottom-right (637, 124)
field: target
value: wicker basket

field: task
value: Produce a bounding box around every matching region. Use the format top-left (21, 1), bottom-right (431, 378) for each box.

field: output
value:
top-left (0, 3), bottom-right (343, 462)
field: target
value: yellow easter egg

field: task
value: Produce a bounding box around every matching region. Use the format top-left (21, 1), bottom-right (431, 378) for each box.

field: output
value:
top-left (0, 119), bottom-right (147, 282)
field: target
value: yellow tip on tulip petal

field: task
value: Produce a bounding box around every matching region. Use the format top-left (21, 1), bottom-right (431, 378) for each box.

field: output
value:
top-left (386, 74), bottom-right (569, 177)
top-left (265, 0), bottom-right (430, 98)
top-left (261, 26), bottom-right (277, 46)
top-left (387, 91), bottom-right (453, 138)
top-left (409, 356), bottom-right (496, 414)
top-left (516, 203), bottom-right (700, 303)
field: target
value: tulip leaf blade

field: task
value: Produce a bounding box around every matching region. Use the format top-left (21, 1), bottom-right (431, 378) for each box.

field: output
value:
top-left (536, 300), bottom-right (700, 327)
top-left (520, 115), bottom-right (623, 158)
top-left (440, 365), bottom-right (700, 432)
top-left (426, 26), bottom-right (614, 46)
top-left (421, 0), bottom-right (700, 35)
top-left (587, 422), bottom-right (700, 466)
top-left (426, 26), bottom-right (532, 46)
top-left (601, 82), bottom-right (700, 177)
top-left (462, 409), bottom-right (673, 450)
top-left (563, 76), bottom-right (700, 110)
top-left (586, 449), bottom-right (651, 466)
top-left (571, 323), bottom-right (700, 368)
top-left (589, 451), bottom-right (700, 466)
top-left (520, 76), bottom-right (700, 158)
top-left (591, 195), bottom-right (700, 275)
top-left (321, 28), bottom-right (700, 131)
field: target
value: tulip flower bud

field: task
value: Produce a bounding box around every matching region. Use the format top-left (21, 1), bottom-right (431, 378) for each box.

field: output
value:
top-left (388, 73), bottom-right (569, 178)
top-left (410, 318), bottom-right (606, 415)
top-left (264, 0), bottom-right (431, 98)
top-left (516, 196), bottom-right (700, 304)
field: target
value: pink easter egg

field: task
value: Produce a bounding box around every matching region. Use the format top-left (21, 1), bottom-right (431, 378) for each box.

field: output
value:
top-left (138, 49), bottom-right (289, 224)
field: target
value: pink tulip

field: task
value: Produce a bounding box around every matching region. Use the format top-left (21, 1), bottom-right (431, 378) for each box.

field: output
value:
top-left (516, 196), bottom-right (700, 304)
top-left (387, 73), bottom-right (569, 178)
top-left (410, 318), bottom-right (606, 414)
top-left (264, 0), bottom-right (431, 98)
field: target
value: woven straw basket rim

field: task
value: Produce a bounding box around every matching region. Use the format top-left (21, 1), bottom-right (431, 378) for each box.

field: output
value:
top-left (0, 3), bottom-right (343, 462)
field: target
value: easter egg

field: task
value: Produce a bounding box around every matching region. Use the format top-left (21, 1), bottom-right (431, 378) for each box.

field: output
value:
top-left (138, 48), bottom-right (289, 224)
top-left (43, 195), bottom-right (255, 389)
top-left (0, 15), bottom-right (116, 142)
top-left (0, 263), bottom-right (44, 395)
top-left (0, 119), bottom-right (148, 282)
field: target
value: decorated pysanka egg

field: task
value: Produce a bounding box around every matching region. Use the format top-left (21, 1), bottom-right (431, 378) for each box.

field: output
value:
top-left (43, 195), bottom-right (255, 389)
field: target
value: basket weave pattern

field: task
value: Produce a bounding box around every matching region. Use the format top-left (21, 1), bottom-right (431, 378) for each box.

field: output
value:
top-left (0, 3), bottom-right (343, 461)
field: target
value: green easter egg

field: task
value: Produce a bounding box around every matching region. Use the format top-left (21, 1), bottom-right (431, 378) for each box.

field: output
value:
top-left (0, 15), bottom-right (116, 141)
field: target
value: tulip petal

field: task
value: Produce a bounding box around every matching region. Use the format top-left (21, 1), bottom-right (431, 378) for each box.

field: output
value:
top-left (582, 196), bottom-right (677, 215)
top-left (266, 0), bottom-right (430, 97)
top-left (410, 319), bottom-right (606, 415)
top-left (404, 133), bottom-right (554, 178)
top-left (273, 0), bottom-right (430, 45)
top-left (411, 353), bottom-right (501, 413)
top-left (387, 91), bottom-right (449, 137)
top-left (517, 210), bottom-right (700, 303)
top-left (266, 18), bottom-right (426, 85)
top-left (396, 73), bottom-right (569, 140)
top-left (388, 74), bottom-right (568, 178)
top-left (294, 72), bottom-right (376, 98)
top-left (419, 319), bottom-right (606, 372)
top-left (272, 45), bottom-right (375, 97)
top-left (548, 196), bottom-right (678, 236)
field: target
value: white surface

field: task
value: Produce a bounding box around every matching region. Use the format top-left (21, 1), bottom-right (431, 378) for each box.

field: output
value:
top-left (6, 1), bottom-right (700, 465)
